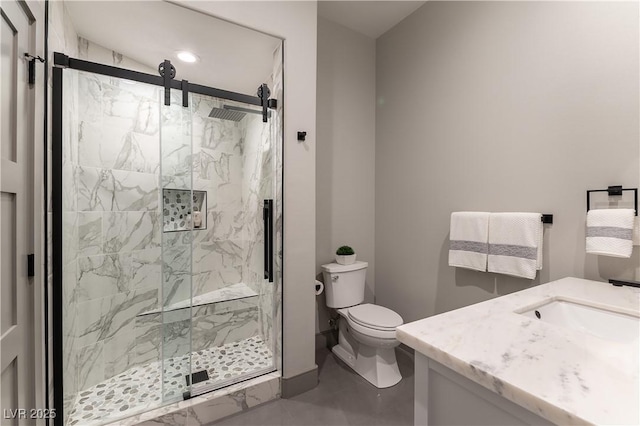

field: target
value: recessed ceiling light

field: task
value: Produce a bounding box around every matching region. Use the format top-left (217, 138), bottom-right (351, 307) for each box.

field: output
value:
top-left (176, 51), bottom-right (199, 63)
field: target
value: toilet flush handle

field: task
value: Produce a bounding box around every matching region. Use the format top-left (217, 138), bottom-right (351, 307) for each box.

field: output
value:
top-left (332, 275), bottom-right (339, 281)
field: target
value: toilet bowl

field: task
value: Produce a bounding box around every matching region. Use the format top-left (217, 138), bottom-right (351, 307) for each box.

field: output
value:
top-left (321, 261), bottom-right (403, 388)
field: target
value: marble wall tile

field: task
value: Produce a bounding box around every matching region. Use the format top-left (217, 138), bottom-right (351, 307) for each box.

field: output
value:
top-left (76, 296), bottom-right (109, 348)
top-left (114, 132), bottom-right (160, 174)
top-left (76, 288), bottom-right (159, 349)
top-left (63, 262), bottom-right (78, 399)
top-left (63, 211), bottom-right (78, 265)
top-left (186, 376), bottom-right (280, 425)
top-left (186, 389), bottom-right (247, 426)
top-left (129, 248), bottom-right (162, 293)
top-left (162, 318), bottom-right (191, 360)
top-left (77, 254), bottom-right (128, 302)
top-left (76, 341), bottom-right (104, 391)
top-left (192, 185), bottom-right (243, 246)
top-left (80, 125), bottom-right (159, 175)
top-left (78, 71), bottom-right (103, 125)
top-left (63, 71), bottom-right (79, 165)
top-left (244, 376), bottom-right (280, 408)
top-left (161, 142), bottom-right (192, 183)
top-left (196, 148), bottom-right (242, 186)
top-left (192, 114), bottom-right (244, 155)
top-left (77, 166), bottom-right (159, 212)
top-left (62, 163), bottom-right (77, 213)
top-left (103, 211), bottom-right (160, 254)
top-left (135, 410), bottom-right (189, 426)
top-left (192, 241), bottom-right (243, 295)
top-left (162, 174), bottom-right (191, 191)
top-left (78, 212), bottom-right (102, 256)
top-left (100, 289), bottom-right (160, 342)
top-left (102, 84), bottom-right (159, 137)
top-left (191, 299), bottom-right (259, 352)
top-left (162, 242), bottom-right (192, 307)
top-left (103, 328), bottom-right (138, 378)
top-left (134, 313), bottom-right (162, 367)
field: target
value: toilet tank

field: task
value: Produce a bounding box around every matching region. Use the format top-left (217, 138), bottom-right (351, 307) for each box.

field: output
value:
top-left (321, 261), bottom-right (368, 308)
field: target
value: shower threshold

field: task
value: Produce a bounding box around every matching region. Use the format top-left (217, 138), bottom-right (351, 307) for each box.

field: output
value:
top-left (66, 336), bottom-right (273, 426)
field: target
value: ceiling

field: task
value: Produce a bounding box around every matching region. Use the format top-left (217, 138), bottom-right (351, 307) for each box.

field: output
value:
top-left (65, 1), bottom-right (281, 95)
top-left (65, 1), bottom-right (426, 94)
top-left (318, 1), bottom-right (427, 39)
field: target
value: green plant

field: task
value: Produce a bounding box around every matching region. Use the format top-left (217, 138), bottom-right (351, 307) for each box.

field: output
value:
top-left (336, 245), bottom-right (355, 256)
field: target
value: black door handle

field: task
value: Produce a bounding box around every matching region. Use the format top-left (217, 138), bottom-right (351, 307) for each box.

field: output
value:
top-left (263, 200), bottom-right (273, 282)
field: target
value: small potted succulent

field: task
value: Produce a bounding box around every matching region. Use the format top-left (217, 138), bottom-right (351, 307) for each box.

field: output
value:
top-left (335, 245), bottom-right (356, 265)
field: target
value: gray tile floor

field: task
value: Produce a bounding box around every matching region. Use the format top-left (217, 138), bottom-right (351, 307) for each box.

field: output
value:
top-left (211, 347), bottom-right (414, 426)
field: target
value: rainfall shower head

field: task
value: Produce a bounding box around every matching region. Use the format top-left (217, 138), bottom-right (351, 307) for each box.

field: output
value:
top-left (208, 105), bottom-right (268, 122)
top-left (208, 107), bottom-right (246, 122)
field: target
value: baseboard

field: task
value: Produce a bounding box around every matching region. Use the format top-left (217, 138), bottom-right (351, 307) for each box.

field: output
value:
top-left (315, 329), bottom-right (338, 350)
top-left (281, 366), bottom-right (318, 398)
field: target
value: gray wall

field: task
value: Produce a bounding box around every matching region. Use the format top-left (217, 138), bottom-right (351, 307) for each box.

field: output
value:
top-left (185, 0), bottom-right (319, 385)
top-left (316, 17), bottom-right (376, 333)
top-left (375, 1), bottom-right (640, 323)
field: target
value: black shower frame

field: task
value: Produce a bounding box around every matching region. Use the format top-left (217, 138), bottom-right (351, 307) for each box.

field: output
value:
top-left (51, 52), bottom-right (280, 426)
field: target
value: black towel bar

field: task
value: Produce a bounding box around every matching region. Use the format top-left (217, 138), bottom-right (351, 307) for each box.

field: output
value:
top-left (586, 186), bottom-right (638, 216)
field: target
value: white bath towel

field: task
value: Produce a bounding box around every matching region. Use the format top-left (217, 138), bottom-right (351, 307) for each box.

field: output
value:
top-left (487, 213), bottom-right (543, 280)
top-left (586, 209), bottom-right (635, 258)
top-left (448, 212), bottom-right (490, 272)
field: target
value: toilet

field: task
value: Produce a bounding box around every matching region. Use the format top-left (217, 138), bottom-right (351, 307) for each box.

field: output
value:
top-left (322, 261), bottom-right (403, 388)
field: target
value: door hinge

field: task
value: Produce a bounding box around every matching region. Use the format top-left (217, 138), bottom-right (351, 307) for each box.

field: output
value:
top-left (27, 254), bottom-right (35, 277)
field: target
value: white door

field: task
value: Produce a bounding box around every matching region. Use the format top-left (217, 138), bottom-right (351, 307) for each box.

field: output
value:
top-left (1, 0), bottom-right (37, 424)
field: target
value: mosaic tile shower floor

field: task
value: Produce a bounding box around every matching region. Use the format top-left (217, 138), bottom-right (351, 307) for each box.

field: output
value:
top-left (67, 336), bottom-right (273, 426)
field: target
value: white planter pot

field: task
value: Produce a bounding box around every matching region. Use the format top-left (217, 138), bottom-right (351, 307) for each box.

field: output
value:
top-left (335, 254), bottom-right (356, 265)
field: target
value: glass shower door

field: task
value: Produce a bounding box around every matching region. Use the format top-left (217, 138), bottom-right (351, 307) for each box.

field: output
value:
top-left (159, 88), bottom-right (195, 401)
top-left (184, 92), bottom-right (277, 396)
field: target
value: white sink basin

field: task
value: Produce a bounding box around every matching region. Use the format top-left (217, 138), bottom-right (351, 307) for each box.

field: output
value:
top-left (519, 299), bottom-right (639, 343)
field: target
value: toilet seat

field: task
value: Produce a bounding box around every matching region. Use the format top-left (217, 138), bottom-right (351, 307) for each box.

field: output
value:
top-left (347, 317), bottom-right (397, 340)
top-left (348, 304), bottom-right (403, 330)
top-left (345, 304), bottom-right (403, 339)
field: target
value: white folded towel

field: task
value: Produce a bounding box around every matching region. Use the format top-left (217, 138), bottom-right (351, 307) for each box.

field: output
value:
top-left (586, 209), bottom-right (635, 258)
top-left (487, 213), bottom-right (543, 280)
top-left (449, 212), bottom-right (490, 272)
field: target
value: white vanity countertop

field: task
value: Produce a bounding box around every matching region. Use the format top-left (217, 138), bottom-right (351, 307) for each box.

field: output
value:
top-left (396, 277), bottom-right (640, 425)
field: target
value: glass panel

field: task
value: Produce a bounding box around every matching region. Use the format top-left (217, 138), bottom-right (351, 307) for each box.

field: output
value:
top-left (160, 88), bottom-right (194, 401)
top-left (62, 69), bottom-right (166, 425)
top-left (187, 93), bottom-right (277, 396)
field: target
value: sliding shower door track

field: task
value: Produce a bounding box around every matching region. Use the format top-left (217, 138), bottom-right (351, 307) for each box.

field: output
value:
top-left (187, 367), bottom-right (277, 400)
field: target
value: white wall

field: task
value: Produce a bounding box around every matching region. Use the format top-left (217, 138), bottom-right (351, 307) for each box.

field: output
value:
top-left (316, 17), bottom-right (376, 334)
top-left (178, 1), bottom-right (318, 383)
top-left (375, 1), bottom-right (640, 323)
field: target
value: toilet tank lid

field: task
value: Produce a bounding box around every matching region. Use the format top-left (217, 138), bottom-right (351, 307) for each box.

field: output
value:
top-left (321, 261), bottom-right (368, 273)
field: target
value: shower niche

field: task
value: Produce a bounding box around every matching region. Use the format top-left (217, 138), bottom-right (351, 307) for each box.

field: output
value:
top-left (163, 189), bottom-right (207, 232)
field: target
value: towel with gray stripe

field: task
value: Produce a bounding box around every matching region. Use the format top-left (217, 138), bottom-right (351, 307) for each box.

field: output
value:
top-left (448, 212), bottom-right (490, 272)
top-left (586, 209), bottom-right (635, 258)
top-left (487, 213), bottom-right (543, 280)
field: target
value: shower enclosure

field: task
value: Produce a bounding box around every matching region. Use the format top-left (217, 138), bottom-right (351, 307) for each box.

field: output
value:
top-left (52, 52), bottom-right (282, 426)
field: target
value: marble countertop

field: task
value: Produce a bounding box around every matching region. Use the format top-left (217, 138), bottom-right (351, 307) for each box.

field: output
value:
top-left (397, 277), bottom-right (640, 425)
